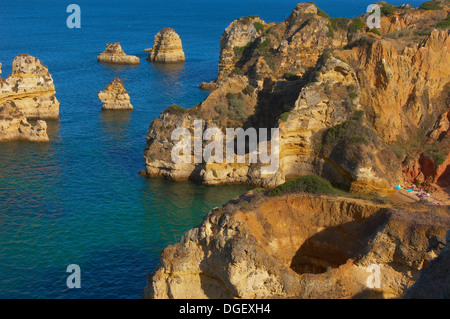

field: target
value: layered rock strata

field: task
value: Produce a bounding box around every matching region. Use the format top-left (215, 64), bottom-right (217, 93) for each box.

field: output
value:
top-left (0, 54), bottom-right (59, 120)
top-left (145, 192), bottom-right (450, 299)
top-left (98, 78), bottom-right (133, 110)
top-left (146, 28), bottom-right (185, 63)
top-left (0, 54), bottom-right (59, 142)
top-left (143, 2), bottom-right (450, 194)
top-left (97, 42), bottom-right (140, 65)
top-left (0, 102), bottom-right (48, 142)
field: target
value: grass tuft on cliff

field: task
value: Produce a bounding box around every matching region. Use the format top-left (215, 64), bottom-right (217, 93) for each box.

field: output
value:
top-left (436, 15), bottom-right (450, 29)
top-left (166, 104), bottom-right (186, 114)
top-left (269, 175), bottom-right (337, 196)
top-left (380, 4), bottom-right (398, 16)
top-left (348, 18), bottom-right (365, 33)
top-left (419, 1), bottom-right (443, 10)
top-left (253, 21), bottom-right (265, 33)
top-left (226, 92), bottom-right (247, 122)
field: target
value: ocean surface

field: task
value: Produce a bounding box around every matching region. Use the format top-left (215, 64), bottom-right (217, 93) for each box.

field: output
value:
top-left (0, 0), bottom-right (425, 299)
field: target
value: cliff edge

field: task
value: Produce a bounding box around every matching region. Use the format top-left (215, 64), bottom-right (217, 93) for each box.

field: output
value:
top-left (145, 191), bottom-right (450, 299)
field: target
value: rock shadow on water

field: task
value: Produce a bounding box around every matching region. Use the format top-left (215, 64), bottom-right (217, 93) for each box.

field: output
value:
top-left (98, 63), bottom-right (140, 73)
top-left (150, 62), bottom-right (186, 88)
top-left (99, 109), bottom-right (132, 137)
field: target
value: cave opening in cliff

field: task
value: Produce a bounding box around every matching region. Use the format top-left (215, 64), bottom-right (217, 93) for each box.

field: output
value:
top-left (288, 220), bottom-right (375, 275)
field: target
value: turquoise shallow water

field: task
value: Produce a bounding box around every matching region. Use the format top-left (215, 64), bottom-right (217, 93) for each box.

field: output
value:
top-left (0, 0), bottom-right (425, 299)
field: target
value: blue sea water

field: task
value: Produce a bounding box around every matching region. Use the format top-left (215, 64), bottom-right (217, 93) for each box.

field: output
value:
top-left (0, 0), bottom-right (426, 299)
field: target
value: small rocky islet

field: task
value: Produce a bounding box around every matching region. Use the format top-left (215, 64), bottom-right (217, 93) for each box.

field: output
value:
top-left (97, 78), bottom-right (133, 111)
top-left (145, 27), bottom-right (186, 63)
top-left (97, 42), bottom-right (140, 65)
top-left (1, 1), bottom-right (449, 299)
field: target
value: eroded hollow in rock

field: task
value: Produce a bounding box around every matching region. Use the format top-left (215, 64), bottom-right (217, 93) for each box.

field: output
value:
top-left (289, 219), bottom-right (381, 275)
top-left (241, 195), bottom-right (388, 275)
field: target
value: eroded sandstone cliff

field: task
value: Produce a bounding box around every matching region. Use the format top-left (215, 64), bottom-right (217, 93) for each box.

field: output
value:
top-left (143, 2), bottom-right (450, 194)
top-left (145, 191), bottom-right (450, 299)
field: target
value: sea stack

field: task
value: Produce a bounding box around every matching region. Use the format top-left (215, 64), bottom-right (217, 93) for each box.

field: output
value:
top-left (0, 54), bottom-right (59, 120)
top-left (146, 28), bottom-right (185, 63)
top-left (97, 42), bottom-right (140, 65)
top-left (98, 78), bottom-right (133, 110)
top-left (0, 54), bottom-right (59, 142)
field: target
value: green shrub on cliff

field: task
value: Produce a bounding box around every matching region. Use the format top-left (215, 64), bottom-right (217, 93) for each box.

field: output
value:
top-left (317, 8), bottom-right (331, 19)
top-left (368, 28), bottom-right (381, 35)
top-left (269, 175), bottom-right (336, 196)
top-left (330, 17), bottom-right (350, 31)
top-left (226, 92), bottom-right (246, 122)
top-left (166, 104), bottom-right (186, 114)
top-left (214, 104), bottom-right (228, 116)
top-left (326, 24), bottom-right (335, 38)
top-left (257, 39), bottom-right (272, 54)
top-left (243, 84), bottom-right (255, 95)
top-left (380, 4), bottom-right (397, 16)
top-left (436, 15), bottom-right (450, 29)
top-left (283, 72), bottom-right (301, 81)
top-left (279, 111), bottom-right (290, 122)
top-left (253, 21), bottom-right (264, 33)
top-left (419, 1), bottom-right (443, 10)
top-left (348, 18), bottom-right (365, 33)
top-left (317, 110), bottom-right (377, 154)
top-left (242, 15), bottom-right (259, 24)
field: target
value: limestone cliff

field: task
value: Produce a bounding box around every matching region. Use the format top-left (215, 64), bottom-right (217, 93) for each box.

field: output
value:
top-left (145, 191), bottom-right (450, 299)
top-left (0, 54), bottom-right (59, 142)
top-left (98, 78), bottom-right (133, 110)
top-left (143, 2), bottom-right (450, 194)
top-left (146, 28), bottom-right (185, 63)
top-left (97, 42), bottom-right (140, 65)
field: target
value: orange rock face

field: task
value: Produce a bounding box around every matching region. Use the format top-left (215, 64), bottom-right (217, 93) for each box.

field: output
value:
top-left (145, 192), bottom-right (450, 299)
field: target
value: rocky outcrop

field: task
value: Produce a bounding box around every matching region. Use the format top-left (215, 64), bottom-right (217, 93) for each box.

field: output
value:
top-left (404, 231), bottom-right (450, 299)
top-left (0, 54), bottom-right (59, 142)
top-left (279, 57), bottom-right (401, 194)
top-left (146, 28), bottom-right (185, 63)
top-left (97, 78), bottom-right (133, 110)
top-left (145, 192), bottom-right (450, 299)
top-left (0, 102), bottom-right (49, 142)
top-left (143, 2), bottom-right (450, 195)
top-left (0, 54), bottom-right (59, 120)
top-left (97, 42), bottom-right (140, 65)
top-left (379, 3), bottom-right (448, 35)
top-left (217, 16), bottom-right (270, 80)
